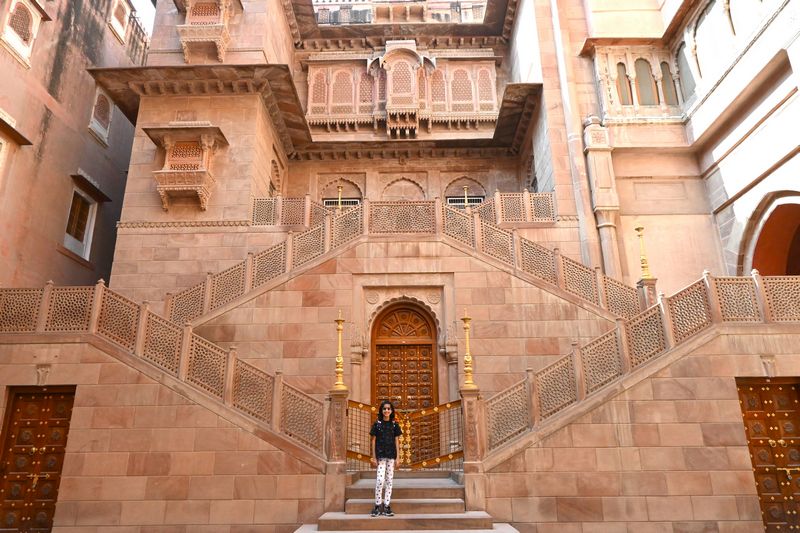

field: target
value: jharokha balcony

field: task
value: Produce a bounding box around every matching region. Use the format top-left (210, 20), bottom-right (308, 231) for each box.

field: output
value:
top-left (174, 0), bottom-right (242, 62)
top-left (144, 123), bottom-right (228, 211)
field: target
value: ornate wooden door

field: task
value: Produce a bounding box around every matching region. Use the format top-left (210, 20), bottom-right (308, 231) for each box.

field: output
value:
top-left (372, 307), bottom-right (438, 412)
top-left (738, 378), bottom-right (800, 531)
top-left (0, 387), bottom-right (75, 532)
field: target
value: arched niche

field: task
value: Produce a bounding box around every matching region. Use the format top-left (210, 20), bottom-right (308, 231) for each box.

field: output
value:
top-left (382, 178), bottom-right (425, 201)
top-left (443, 177), bottom-right (486, 199)
top-left (740, 192), bottom-right (800, 275)
top-left (321, 178), bottom-right (363, 201)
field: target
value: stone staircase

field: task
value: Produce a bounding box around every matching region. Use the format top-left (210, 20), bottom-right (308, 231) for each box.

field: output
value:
top-left (296, 471), bottom-right (517, 533)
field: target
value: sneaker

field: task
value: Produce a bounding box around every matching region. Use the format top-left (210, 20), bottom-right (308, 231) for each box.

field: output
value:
top-left (370, 505), bottom-right (382, 517)
top-left (383, 505), bottom-right (394, 517)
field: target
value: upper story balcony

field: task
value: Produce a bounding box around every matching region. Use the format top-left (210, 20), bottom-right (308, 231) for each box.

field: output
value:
top-left (174, 0), bottom-right (242, 62)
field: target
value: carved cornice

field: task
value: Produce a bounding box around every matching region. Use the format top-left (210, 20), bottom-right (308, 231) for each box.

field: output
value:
top-left (117, 220), bottom-right (250, 229)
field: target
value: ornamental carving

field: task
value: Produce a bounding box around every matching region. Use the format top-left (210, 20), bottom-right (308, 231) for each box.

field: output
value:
top-left (306, 40), bottom-right (498, 138)
top-left (144, 123), bottom-right (228, 211)
top-left (176, 0), bottom-right (242, 62)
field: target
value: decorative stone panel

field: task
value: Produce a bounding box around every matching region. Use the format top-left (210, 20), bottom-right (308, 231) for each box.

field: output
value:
top-left (175, 0), bottom-right (242, 62)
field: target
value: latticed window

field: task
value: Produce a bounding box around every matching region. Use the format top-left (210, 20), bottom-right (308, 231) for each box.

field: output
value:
top-left (311, 71), bottom-right (327, 113)
top-left (331, 70), bottom-right (353, 113)
top-left (169, 141), bottom-right (204, 170)
top-left (8, 3), bottom-right (33, 44)
top-left (450, 69), bottom-right (474, 112)
top-left (93, 94), bottom-right (111, 130)
top-left (189, 2), bottom-right (221, 24)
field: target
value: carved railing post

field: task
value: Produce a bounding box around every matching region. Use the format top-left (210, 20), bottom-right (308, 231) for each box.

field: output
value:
top-left (595, 267), bottom-right (607, 310)
top-left (223, 345), bottom-right (237, 406)
top-left (285, 232), bottom-right (294, 272)
top-left (553, 248), bottom-right (566, 290)
top-left (702, 270), bottom-right (723, 323)
top-left (752, 269), bottom-right (772, 322)
top-left (303, 194), bottom-right (312, 227)
top-left (244, 253), bottom-right (254, 292)
top-left (434, 197), bottom-right (443, 235)
top-left (493, 191), bottom-right (502, 224)
top-left (163, 292), bottom-right (174, 320)
top-left (272, 370), bottom-right (283, 432)
top-left (460, 386), bottom-right (486, 511)
top-left (88, 279), bottom-right (106, 334)
top-left (324, 388), bottom-right (348, 512)
top-left (362, 199), bottom-right (370, 236)
top-left (202, 272), bottom-right (213, 315)
top-left (616, 318), bottom-right (632, 374)
top-left (323, 213), bottom-right (333, 253)
top-left (512, 228), bottom-right (521, 273)
top-left (472, 211), bottom-right (482, 253)
top-left (637, 278), bottom-right (658, 311)
top-left (178, 323), bottom-right (193, 381)
top-left (571, 341), bottom-right (586, 401)
top-left (658, 292), bottom-right (677, 349)
top-left (134, 301), bottom-right (149, 357)
top-left (275, 195), bottom-right (283, 226)
top-left (522, 189), bottom-right (533, 222)
top-left (36, 280), bottom-right (54, 332)
top-left (526, 367), bottom-right (540, 428)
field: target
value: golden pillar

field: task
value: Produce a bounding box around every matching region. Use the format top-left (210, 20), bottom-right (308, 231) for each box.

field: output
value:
top-left (332, 309), bottom-right (348, 391)
top-left (460, 309), bottom-right (477, 390)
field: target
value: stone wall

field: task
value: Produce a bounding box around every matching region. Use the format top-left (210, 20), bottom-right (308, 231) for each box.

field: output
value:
top-left (484, 327), bottom-right (800, 531)
top-left (0, 341), bottom-right (324, 533)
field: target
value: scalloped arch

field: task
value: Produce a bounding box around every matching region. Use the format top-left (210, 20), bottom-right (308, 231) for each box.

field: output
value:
top-left (381, 177), bottom-right (425, 200)
top-left (321, 177), bottom-right (364, 199)
top-left (367, 296), bottom-right (442, 347)
top-left (443, 176), bottom-right (486, 198)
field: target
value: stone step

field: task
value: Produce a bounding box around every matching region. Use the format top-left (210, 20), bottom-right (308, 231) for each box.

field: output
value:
top-left (295, 522), bottom-right (519, 533)
top-left (355, 470), bottom-right (453, 479)
top-left (345, 498), bottom-right (465, 514)
top-left (316, 511), bottom-right (493, 531)
top-left (345, 478), bottom-right (464, 500)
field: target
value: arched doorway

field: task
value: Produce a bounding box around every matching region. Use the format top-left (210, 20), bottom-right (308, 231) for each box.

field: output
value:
top-left (752, 204), bottom-right (800, 275)
top-left (371, 305), bottom-right (438, 412)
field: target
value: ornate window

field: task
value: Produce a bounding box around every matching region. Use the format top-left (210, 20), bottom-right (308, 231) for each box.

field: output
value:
top-left (88, 88), bottom-right (113, 145)
top-left (331, 70), bottom-right (354, 114)
top-left (1, 0), bottom-right (48, 65)
top-left (143, 124), bottom-right (228, 211)
top-left (634, 58), bottom-right (659, 106)
top-left (63, 188), bottom-right (97, 260)
top-left (615, 63), bottom-right (632, 106)
top-left (660, 62), bottom-right (679, 106)
top-left (450, 69), bottom-right (474, 112)
top-left (176, 0), bottom-right (242, 63)
top-left (108, 0), bottom-right (132, 43)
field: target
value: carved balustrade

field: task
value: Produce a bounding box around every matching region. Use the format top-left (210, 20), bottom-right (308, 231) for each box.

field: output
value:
top-left (0, 280), bottom-right (330, 458)
top-left (481, 271), bottom-right (800, 455)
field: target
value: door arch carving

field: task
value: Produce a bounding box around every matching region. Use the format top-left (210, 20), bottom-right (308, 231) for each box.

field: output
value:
top-left (371, 304), bottom-right (438, 412)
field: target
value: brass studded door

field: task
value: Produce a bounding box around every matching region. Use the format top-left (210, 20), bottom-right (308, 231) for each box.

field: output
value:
top-left (738, 378), bottom-right (800, 531)
top-left (372, 307), bottom-right (438, 412)
top-left (0, 387), bottom-right (75, 533)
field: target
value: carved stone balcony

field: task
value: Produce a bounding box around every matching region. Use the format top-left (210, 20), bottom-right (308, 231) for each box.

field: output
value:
top-left (152, 169), bottom-right (215, 211)
top-left (174, 0), bottom-right (242, 63)
top-left (144, 123), bottom-right (228, 211)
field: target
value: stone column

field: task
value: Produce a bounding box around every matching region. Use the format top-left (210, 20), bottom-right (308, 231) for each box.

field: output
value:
top-left (460, 387), bottom-right (486, 511)
top-left (583, 116), bottom-right (623, 278)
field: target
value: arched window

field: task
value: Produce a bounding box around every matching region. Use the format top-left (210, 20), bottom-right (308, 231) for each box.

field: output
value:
top-left (450, 69), bottom-right (473, 112)
top-left (114, 3), bottom-right (128, 26)
top-left (430, 69), bottom-right (446, 112)
top-left (310, 71), bottom-right (327, 114)
top-left (660, 62), bottom-right (679, 106)
top-left (676, 43), bottom-right (696, 101)
top-left (615, 63), bottom-right (632, 106)
top-left (358, 71), bottom-right (373, 114)
top-left (8, 3), bottom-right (33, 44)
top-left (634, 58), bottom-right (659, 105)
top-left (694, 0), bottom-right (734, 80)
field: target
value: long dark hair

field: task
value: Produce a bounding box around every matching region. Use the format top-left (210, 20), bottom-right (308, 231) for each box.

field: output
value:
top-left (377, 400), bottom-right (396, 422)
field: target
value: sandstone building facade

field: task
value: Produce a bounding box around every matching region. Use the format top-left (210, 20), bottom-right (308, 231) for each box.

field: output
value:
top-left (0, 0), bottom-right (799, 531)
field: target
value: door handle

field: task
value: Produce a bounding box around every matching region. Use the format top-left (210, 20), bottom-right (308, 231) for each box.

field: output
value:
top-left (778, 467), bottom-right (800, 480)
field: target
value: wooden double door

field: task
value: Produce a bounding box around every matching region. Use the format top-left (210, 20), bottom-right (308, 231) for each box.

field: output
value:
top-left (0, 387), bottom-right (75, 532)
top-left (372, 307), bottom-right (439, 466)
top-left (738, 378), bottom-right (800, 531)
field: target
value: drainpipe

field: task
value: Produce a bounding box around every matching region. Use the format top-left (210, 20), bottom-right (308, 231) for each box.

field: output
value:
top-left (547, 0), bottom-right (603, 269)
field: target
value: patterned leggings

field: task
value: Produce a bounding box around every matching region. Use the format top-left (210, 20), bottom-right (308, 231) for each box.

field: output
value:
top-left (374, 458), bottom-right (396, 505)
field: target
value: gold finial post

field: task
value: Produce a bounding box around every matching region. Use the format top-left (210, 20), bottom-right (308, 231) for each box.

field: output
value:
top-left (634, 225), bottom-right (653, 279)
top-left (460, 309), bottom-right (477, 390)
top-left (337, 184), bottom-right (343, 210)
top-left (333, 309), bottom-right (348, 391)
top-left (463, 185), bottom-right (469, 207)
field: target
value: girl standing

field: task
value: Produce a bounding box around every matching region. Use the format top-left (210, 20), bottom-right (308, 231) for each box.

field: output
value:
top-left (369, 400), bottom-right (403, 517)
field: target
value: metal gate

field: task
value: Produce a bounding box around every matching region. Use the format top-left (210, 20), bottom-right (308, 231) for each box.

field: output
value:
top-left (345, 400), bottom-right (463, 471)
